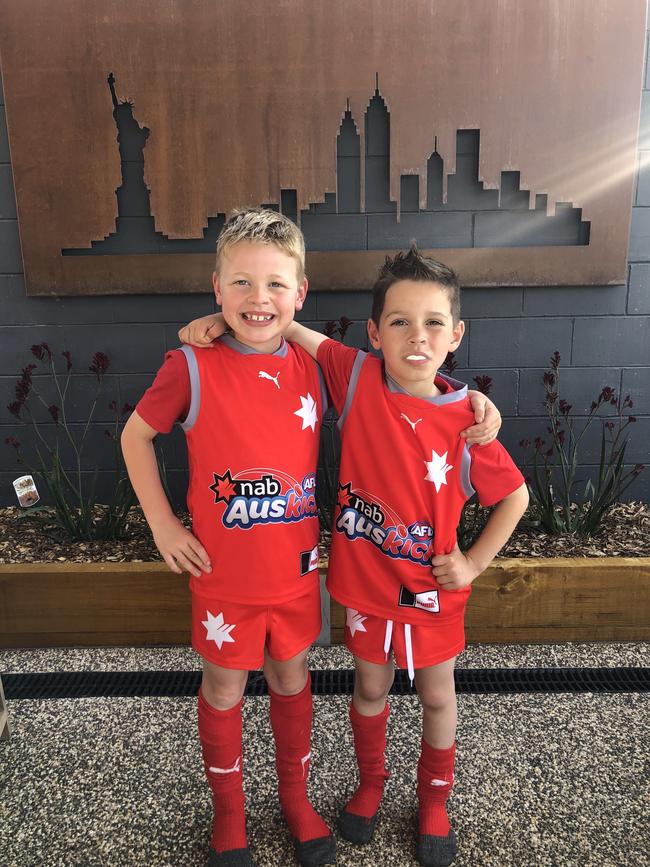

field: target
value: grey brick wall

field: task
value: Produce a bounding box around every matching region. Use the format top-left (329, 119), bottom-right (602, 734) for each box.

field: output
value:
top-left (1, 45), bottom-right (649, 507)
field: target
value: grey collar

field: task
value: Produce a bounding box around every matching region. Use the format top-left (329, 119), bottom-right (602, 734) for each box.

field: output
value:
top-left (220, 333), bottom-right (288, 357)
top-left (385, 370), bottom-right (468, 405)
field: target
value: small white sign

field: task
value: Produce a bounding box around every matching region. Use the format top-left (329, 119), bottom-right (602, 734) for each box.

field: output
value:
top-left (13, 475), bottom-right (40, 507)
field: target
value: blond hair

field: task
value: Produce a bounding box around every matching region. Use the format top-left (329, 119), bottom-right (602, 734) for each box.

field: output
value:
top-left (215, 208), bottom-right (306, 280)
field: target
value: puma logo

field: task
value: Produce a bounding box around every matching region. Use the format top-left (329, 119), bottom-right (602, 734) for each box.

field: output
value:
top-left (258, 370), bottom-right (281, 389)
top-left (400, 413), bottom-right (422, 433)
top-left (209, 756), bottom-right (241, 775)
top-left (431, 772), bottom-right (453, 787)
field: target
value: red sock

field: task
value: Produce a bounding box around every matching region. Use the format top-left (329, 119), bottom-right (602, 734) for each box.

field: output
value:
top-left (198, 690), bottom-right (248, 853)
top-left (269, 674), bottom-right (331, 843)
top-left (417, 739), bottom-right (456, 837)
top-left (344, 701), bottom-right (390, 818)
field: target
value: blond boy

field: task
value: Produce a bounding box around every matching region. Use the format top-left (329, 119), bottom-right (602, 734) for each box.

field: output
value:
top-left (122, 209), bottom-right (334, 867)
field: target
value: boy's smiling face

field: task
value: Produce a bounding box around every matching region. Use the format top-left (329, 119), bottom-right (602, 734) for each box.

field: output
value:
top-left (367, 279), bottom-right (464, 398)
top-left (213, 241), bottom-right (307, 354)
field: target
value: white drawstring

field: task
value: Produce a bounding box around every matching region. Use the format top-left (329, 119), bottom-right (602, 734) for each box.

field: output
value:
top-left (404, 623), bottom-right (415, 685)
top-left (383, 619), bottom-right (393, 659)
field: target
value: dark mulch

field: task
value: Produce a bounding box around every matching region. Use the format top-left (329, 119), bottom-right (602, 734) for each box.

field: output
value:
top-left (497, 501), bottom-right (650, 558)
top-left (0, 503), bottom-right (648, 565)
top-left (0, 507), bottom-right (163, 565)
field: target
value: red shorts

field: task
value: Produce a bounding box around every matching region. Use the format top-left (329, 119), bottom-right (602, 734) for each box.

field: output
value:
top-left (192, 585), bottom-right (322, 670)
top-left (344, 607), bottom-right (465, 676)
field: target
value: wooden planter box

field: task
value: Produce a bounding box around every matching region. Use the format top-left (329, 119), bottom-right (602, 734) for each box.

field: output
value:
top-left (0, 563), bottom-right (191, 648)
top-left (328, 557), bottom-right (650, 644)
top-left (1, 558), bottom-right (649, 648)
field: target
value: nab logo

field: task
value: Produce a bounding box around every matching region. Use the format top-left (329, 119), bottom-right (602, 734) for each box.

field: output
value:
top-left (408, 521), bottom-right (434, 539)
top-left (212, 468), bottom-right (318, 530)
top-left (210, 471), bottom-right (282, 503)
top-left (239, 476), bottom-right (281, 497)
top-left (352, 494), bottom-right (385, 525)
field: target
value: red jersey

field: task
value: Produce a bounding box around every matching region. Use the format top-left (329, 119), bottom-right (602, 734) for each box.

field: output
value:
top-left (318, 339), bottom-right (524, 627)
top-left (137, 336), bottom-right (325, 604)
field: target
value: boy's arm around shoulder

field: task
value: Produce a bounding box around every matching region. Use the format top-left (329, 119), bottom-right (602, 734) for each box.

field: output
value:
top-left (462, 390), bottom-right (501, 445)
top-left (178, 313), bottom-right (227, 347)
top-left (431, 483), bottom-right (529, 591)
top-left (121, 410), bottom-right (212, 577)
top-left (284, 321), bottom-right (328, 359)
top-left (286, 323), bottom-right (362, 416)
top-left (176, 315), bottom-right (327, 360)
top-left (438, 374), bottom-right (502, 446)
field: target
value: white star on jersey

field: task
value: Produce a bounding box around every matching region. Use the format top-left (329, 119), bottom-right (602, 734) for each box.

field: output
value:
top-left (294, 393), bottom-right (318, 431)
top-left (424, 450), bottom-right (453, 492)
top-left (202, 610), bottom-right (236, 649)
top-left (346, 609), bottom-right (368, 637)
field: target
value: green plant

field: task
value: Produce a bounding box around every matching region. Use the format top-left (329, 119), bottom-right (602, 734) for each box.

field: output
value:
top-left (456, 372), bottom-right (494, 550)
top-left (520, 351), bottom-right (644, 536)
top-left (316, 317), bottom-right (353, 532)
top-left (6, 342), bottom-right (139, 540)
top-left (457, 501), bottom-right (489, 552)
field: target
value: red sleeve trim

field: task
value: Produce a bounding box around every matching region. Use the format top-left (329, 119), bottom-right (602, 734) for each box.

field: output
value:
top-left (135, 350), bottom-right (191, 434)
top-left (316, 339), bottom-right (362, 416)
top-left (469, 441), bottom-right (525, 507)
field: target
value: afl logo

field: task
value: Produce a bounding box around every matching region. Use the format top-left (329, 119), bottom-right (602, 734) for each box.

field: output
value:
top-left (408, 521), bottom-right (433, 539)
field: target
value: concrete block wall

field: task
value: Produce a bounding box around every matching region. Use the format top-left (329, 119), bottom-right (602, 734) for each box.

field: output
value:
top-left (1, 42), bottom-right (649, 507)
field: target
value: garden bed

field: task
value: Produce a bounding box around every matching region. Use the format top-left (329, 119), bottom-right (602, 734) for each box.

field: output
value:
top-left (2, 503), bottom-right (649, 565)
top-left (1, 505), bottom-right (649, 648)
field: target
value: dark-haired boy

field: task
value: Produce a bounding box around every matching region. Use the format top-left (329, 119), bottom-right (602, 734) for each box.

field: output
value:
top-left (289, 247), bottom-right (528, 866)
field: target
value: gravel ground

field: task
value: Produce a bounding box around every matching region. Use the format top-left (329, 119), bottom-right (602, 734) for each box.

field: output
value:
top-left (1, 690), bottom-right (648, 867)
top-left (2, 497), bottom-right (649, 866)
top-left (1, 643), bottom-right (649, 867)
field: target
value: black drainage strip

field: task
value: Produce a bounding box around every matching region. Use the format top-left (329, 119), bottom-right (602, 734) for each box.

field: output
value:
top-left (3, 667), bottom-right (649, 700)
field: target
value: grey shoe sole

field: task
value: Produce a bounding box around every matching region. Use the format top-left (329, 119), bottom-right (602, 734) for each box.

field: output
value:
top-left (292, 834), bottom-right (337, 866)
top-left (207, 846), bottom-right (255, 867)
top-left (416, 828), bottom-right (457, 867)
top-left (338, 808), bottom-right (379, 844)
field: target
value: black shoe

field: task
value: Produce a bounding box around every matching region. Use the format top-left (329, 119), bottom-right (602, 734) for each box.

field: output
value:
top-left (292, 834), bottom-right (336, 866)
top-left (416, 829), bottom-right (457, 867)
top-left (207, 846), bottom-right (255, 866)
top-left (338, 808), bottom-right (379, 844)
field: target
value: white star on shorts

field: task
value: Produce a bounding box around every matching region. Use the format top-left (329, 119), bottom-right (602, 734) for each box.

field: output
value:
top-left (346, 608), bottom-right (368, 637)
top-left (202, 611), bottom-right (236, 649)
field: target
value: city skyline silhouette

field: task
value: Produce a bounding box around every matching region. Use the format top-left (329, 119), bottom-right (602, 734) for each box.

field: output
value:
top-left (62, 73), bottom-right (590, 258)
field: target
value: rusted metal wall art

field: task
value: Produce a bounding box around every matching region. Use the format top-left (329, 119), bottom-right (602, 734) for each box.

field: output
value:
top-left (0, 0), bottom-right (646, 294)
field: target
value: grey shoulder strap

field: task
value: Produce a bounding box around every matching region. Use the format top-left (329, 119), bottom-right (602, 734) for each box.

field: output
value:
top-left (337, 350), bottom-right (367, 431)
top-left (316, 363), bottom-right (329, 414)
top-left (178, 345), bottom-right (201, 432)
top-left (460, 442), bottom-right (476, 500)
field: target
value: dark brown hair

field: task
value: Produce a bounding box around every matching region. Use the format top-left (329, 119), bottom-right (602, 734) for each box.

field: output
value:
top-left (370, 243), bottom-right (461, 325)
